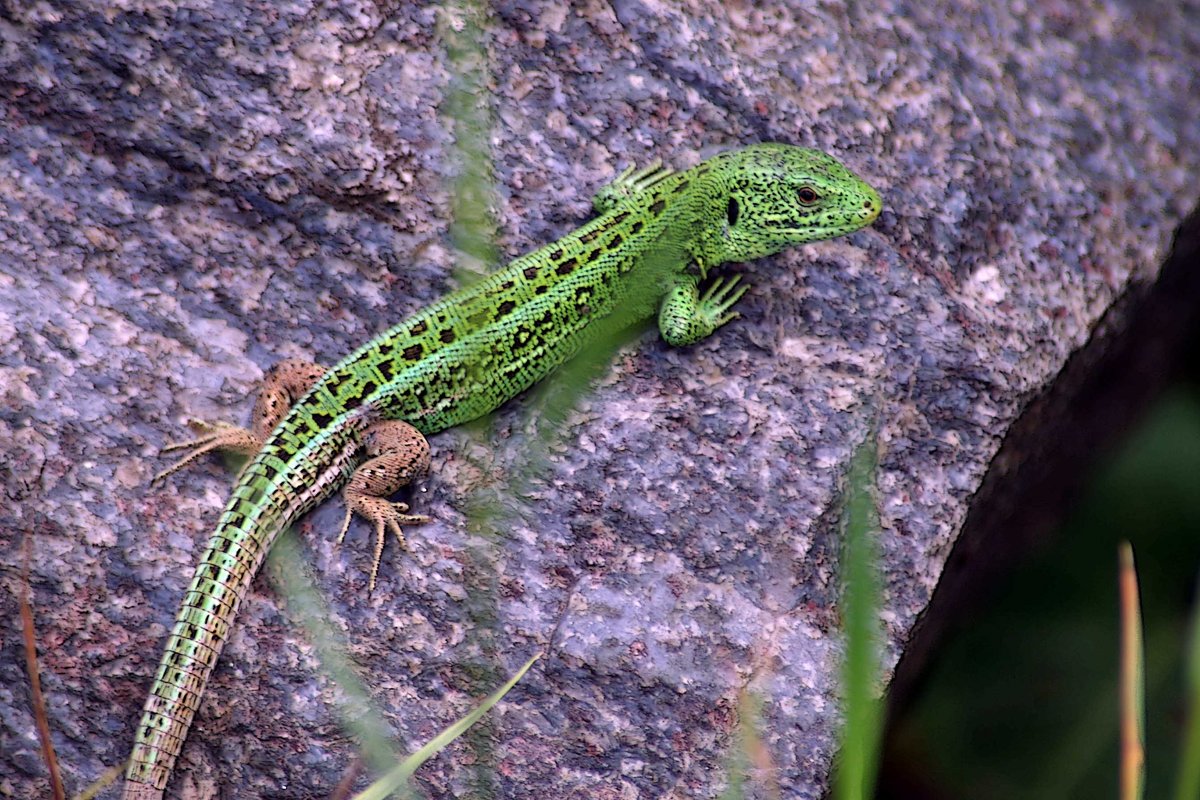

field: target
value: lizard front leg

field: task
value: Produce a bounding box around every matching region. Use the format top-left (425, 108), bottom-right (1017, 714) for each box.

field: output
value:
top-left (657, 274), bottom-right (749, 347)
top-left (592, 159), bottom-right (675, 214)
top-left (153, 358), bottom-right (327, 483)
top-left (336, 419), bottom-right (432, 591)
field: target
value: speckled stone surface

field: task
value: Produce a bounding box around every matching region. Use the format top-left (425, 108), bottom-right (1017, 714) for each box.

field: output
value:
top-left (1, 2), bottom-right (1197, 798)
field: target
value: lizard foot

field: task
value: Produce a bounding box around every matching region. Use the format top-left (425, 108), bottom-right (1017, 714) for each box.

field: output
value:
top-left (152, 420), bottom-right (261, 486)
top-left (336, 498), bottom-right (431, 592)
top-left (658, 273), bottom-right (751, 346)
top-left (697, 275), bottom-right (749, 329)
top-left (151, 358), bottom-right (328, 486)
top-left (592, 158), bottom-right (674, 213)
top-left (334, 419), bottom-right (433, 592)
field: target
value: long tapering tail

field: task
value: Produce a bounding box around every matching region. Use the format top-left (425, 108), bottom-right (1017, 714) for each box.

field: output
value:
top-left (122, 465), bottom-right (291, 799)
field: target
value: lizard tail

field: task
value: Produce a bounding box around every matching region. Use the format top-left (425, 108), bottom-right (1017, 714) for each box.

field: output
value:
top-left (122, 463), bottom-right (293, 799)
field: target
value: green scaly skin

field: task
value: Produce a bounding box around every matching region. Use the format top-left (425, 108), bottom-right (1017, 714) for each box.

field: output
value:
top-left (122, 143), bottom-right (881, 798)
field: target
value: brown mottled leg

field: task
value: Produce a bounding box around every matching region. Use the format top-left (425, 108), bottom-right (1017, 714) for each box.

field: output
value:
top-left (335, 420), bottom-right (432, 591)
top-left (152, 358), bottom-right (327, 484)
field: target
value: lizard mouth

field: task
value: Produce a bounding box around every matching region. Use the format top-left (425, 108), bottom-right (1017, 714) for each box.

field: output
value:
top-left (771, 220), bottom-right (876, 238)
top-left (769, 191), bottom-right (882, 236)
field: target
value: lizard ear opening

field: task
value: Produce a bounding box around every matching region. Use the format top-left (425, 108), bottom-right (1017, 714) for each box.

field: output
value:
top-left (726, 197), bottom-right (739, 227)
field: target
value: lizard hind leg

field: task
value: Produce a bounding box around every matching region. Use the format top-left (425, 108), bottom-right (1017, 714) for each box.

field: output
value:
top-left (151, 358), bottom-right (328, 485)
top-left (335, 419), bottom-right (433, 592)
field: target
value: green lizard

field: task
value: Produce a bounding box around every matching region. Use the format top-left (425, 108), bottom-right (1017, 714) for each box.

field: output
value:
top-left (121, 143), bottom-right (881, 798)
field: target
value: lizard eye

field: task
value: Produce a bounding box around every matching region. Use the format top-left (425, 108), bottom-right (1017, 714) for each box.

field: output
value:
top-left (726, 198), bottom-right (739, 226)
top-left (797, 186), bottom-right (820, 206)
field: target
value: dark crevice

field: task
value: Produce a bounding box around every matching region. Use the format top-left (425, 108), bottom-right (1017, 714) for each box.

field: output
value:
top-left (887, 197), bottom-right (1200, 718)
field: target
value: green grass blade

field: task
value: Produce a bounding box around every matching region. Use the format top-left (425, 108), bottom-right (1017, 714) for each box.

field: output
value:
top-left (440, 0), bottom-right (497, 282)
top-left (1173, 570), bottom-right (1200, 800)
top-left (351, 654), bottom-right (541, 800)
top-left (1119, 542), bottom-right (1145, 800)
top-left (835, 434), bottom-right (884, 800)
top-left (266, 530), bottom-right (401, 781)
top-left (718, 691), bottom-right (762, 800)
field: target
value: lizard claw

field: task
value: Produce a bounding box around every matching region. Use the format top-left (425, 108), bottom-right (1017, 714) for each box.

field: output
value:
top-left (152, 420), bottom-right (262, 486)
top-left (697, 275), bottom-right (749, 329)
top-left (336, 498), bottom-right (431, 592)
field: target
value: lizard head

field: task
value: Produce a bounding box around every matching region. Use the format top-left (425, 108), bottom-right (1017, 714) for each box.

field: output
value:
top-left (693, 143), bottom-right (881, 265)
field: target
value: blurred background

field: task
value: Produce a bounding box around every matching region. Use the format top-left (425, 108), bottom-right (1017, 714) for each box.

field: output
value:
top-left (878, 342), bottom-right (1200, 798)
